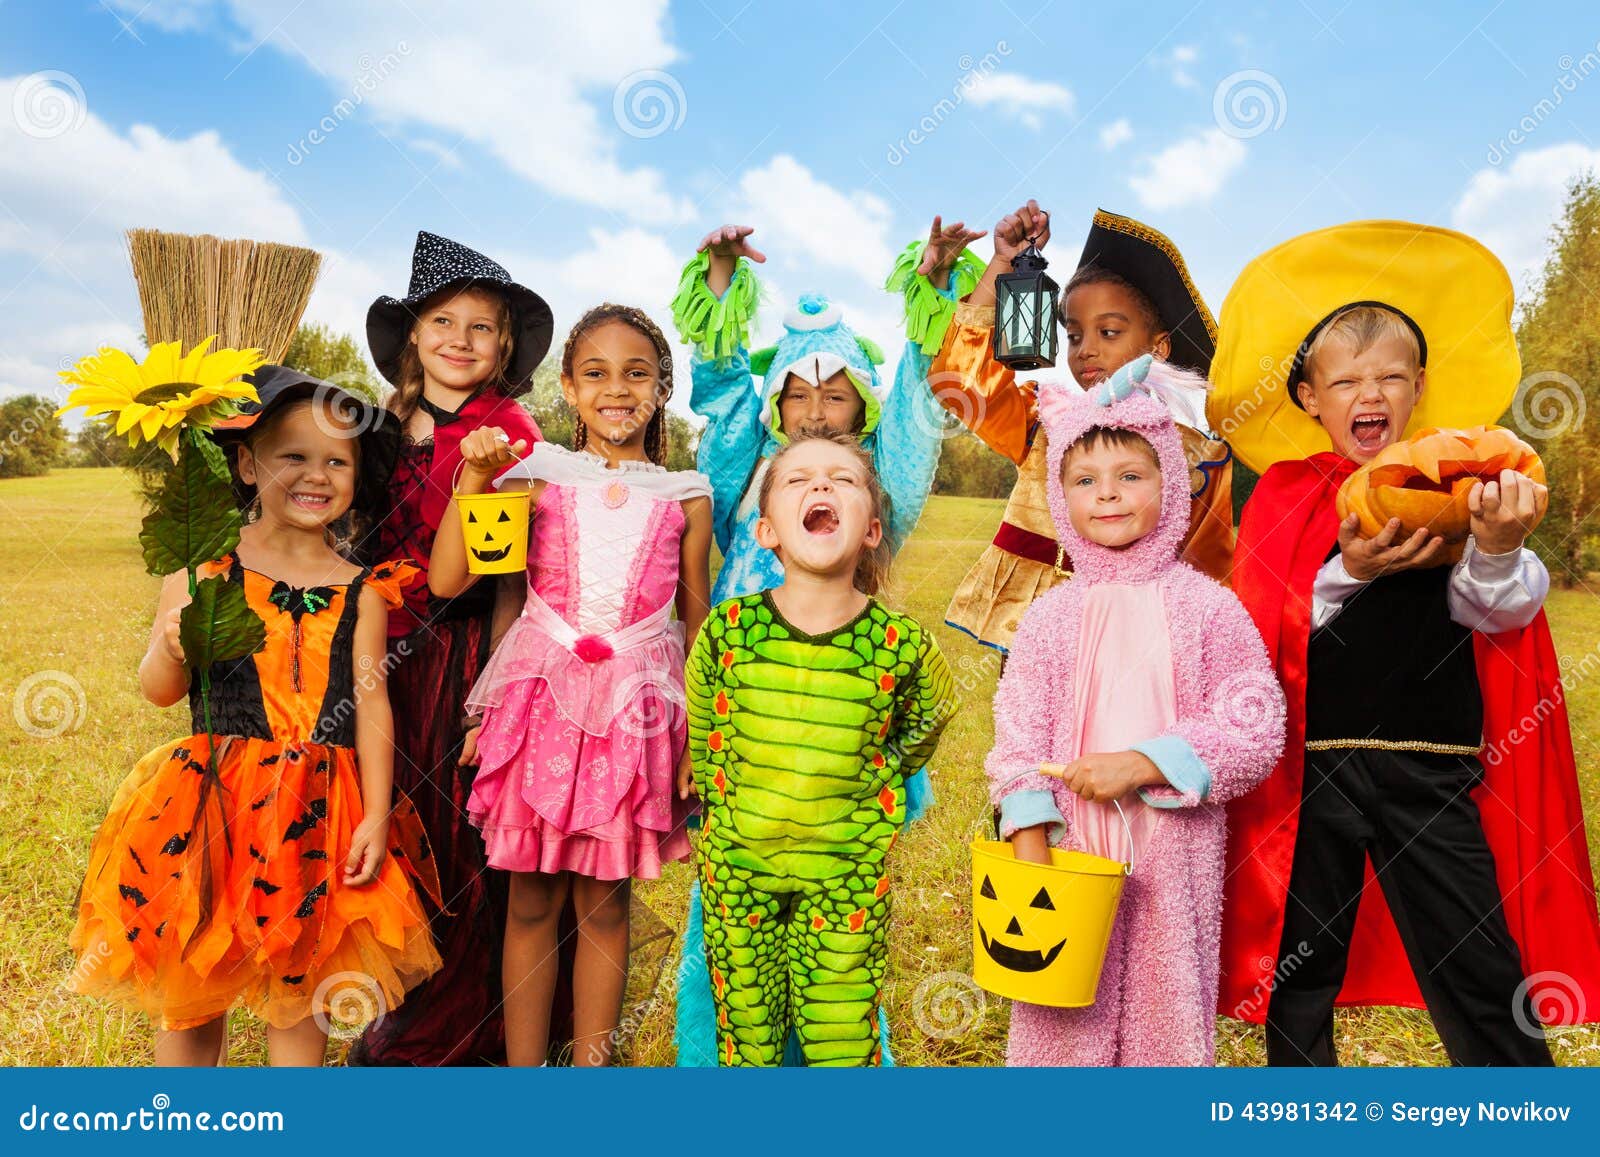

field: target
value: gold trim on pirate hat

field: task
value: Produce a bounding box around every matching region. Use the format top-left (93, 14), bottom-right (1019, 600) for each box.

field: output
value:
top-left (1076, 209), bottom-right (1217, 375)
top-left (1206, 219), bottom-right (1519, 475)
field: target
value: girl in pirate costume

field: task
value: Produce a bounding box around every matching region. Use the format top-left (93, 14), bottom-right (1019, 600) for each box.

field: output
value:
top-left (68, 367), bottom-right (442, 1065)
top-left (1212, 221), bottom-right (1600, 1064)
top-left (350, 232), bottom-right (551, 1066)
top-left (925, 204), bottom-right (1234, 654)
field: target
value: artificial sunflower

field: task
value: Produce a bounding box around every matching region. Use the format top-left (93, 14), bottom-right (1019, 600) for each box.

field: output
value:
top-left (57, 336), bottom-right (265, 458)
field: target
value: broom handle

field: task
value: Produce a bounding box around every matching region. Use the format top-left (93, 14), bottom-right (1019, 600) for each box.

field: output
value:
top-left (993, 767), bottom-right (1136, 875)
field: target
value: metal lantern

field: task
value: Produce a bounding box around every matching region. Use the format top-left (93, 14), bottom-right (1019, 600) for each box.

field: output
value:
top-left (993, 242), bottom-right (1060, 370)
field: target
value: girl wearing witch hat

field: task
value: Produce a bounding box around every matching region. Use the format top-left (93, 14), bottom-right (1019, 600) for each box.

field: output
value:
top-left (924, 204), bottom-right (1234, 655)
top-left (348, 231), bottom-right (553, 1066)
top-left (1212, 220), bottom-right (1600, 1064)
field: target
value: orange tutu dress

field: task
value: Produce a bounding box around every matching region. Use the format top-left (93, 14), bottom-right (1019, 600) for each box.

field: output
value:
top-left (68, 556), bottom-right (444, 1032)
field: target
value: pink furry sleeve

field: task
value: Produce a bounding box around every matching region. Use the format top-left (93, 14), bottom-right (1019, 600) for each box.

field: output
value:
top-left (984, 598), bottom-right (1065, 836)
top-left (1144, 585), bottom-right (1286, 807)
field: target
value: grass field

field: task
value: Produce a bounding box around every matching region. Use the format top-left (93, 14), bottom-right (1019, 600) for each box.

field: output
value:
top-left (3, 468), bottom-right (1598, 1067)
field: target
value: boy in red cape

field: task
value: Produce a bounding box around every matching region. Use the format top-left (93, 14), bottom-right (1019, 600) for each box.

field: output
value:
top-left (1208, 220), bottom-right (1600, 1065)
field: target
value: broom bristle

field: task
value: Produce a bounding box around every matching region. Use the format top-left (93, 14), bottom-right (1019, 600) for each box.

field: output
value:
top-left (127, 229), bottom-right (322, 363)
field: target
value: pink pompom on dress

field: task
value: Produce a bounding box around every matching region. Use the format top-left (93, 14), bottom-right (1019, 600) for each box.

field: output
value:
top-left (466, 443), bottom-right (709, 880)
top-left (985, 357), bottom-right (1286, 1066)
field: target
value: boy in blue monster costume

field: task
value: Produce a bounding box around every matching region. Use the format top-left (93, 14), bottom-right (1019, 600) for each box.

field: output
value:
top-left (669, 219), bottom-right (984, 1065)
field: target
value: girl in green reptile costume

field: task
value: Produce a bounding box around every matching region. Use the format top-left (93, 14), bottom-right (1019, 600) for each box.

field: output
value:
top-left (680, 432), bottom-right (955, 1066)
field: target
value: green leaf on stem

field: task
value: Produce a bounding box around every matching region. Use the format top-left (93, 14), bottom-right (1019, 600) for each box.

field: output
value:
top-left (139, 436), bottom-right (243, 576)
top-left (179, 574), bottom-right (265, 669)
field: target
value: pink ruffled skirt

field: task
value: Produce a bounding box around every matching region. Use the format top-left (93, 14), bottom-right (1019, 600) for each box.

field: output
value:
top-left (465, 611), bottom-right (693, 880)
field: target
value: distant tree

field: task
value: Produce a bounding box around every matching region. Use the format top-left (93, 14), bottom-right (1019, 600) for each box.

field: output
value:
top-left (0, 394), bottom-right (70, 478)
top-left (932, 426), bottom-right (1018, 499)
top-left (283, 323), bottom-right (383, 401)
top-left (1510, 171), bottom-right (1600, 586)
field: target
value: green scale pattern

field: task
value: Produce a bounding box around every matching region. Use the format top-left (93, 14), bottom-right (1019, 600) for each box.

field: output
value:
top-left (686, 591), bottom-right (953, 1066)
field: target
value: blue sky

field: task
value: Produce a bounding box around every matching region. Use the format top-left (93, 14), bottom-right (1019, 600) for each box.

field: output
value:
top-left (3, 0), bottom-right (1598, 412)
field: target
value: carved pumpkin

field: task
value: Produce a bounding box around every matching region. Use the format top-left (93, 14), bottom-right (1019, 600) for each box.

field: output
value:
top-left (1336, 425), bottom-right (1545, 555)
top-left (970, 839), bottom-right (1127, 1007)
top-left (454, 489), bottom-right (531, 574)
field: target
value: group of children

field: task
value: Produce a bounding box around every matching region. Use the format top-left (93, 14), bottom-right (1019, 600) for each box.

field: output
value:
top-left (65, 201), bottom-right (1600, 1069)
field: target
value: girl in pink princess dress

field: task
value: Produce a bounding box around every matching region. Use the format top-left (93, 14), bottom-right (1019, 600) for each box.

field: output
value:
top-left (430, 304), bottom-right (713, 1066)
top-left (986, 355), bottom-right (1285, 1066)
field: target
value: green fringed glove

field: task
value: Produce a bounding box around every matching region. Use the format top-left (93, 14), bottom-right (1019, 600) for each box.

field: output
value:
top-left (671, 249), bottom-right (761, 365)
top-left (886, 239), bottom-right (985, 356)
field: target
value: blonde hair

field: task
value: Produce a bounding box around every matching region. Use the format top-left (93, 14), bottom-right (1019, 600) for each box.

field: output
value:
top-left (1301, 304), bottom-right (1422, 381)
top-left (757, 431), bottom-right (893, 597)
top-left (386, 283), bottom-right (517, 424)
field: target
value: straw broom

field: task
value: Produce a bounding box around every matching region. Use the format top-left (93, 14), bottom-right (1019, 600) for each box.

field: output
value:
top-left (126, 229), bottom-right (322, 361)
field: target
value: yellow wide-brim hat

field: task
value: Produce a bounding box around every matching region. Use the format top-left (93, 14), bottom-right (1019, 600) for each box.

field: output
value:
top-left (1206, 220), bottom-right (1520, 475)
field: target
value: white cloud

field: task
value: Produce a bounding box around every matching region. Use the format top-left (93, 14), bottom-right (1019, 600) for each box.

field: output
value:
top-left (963, 71), bottom-right (1074, 130)
top-left (1451, 142), bottom-right (1600, 293)
top-left (110, 1), bottom-right (694, 225)
top-left (1127, 128), bottom-right (1247, 210)
top-left (1099, 118), bottom-right (1134, 151)
top-left (1167, 44), bottom-right (1200, 90)
top-left (408, 139), bottom-right (463, 171)
top-left (732, 155), bottom-right (898, 287)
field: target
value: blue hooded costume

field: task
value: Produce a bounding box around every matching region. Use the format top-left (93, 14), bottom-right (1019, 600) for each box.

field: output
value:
top-left (667, 239), bottom-right (981, 1064)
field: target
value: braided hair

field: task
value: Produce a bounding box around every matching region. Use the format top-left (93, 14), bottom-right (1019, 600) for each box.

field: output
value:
top-left (559, 303), bottom-right (674, 466)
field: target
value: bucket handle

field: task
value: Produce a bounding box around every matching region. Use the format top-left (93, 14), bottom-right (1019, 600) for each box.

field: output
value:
top-left (993, 766), bottom-right (1136, 876)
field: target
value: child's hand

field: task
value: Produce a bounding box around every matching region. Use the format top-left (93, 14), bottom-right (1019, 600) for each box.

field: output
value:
top-left (915, 215), bottom-right (987, 283)
top-left (698, 224), bottom-right (766, 265)
top-left (344, 816), bottom-right (390, 886)
top-left (676, 749), bottom-right (696, 801)
top-left (1468, 469), bottom-right (1547, 556)
top-left (457, 427), bottom-right (525, 490)
top-left (991, 200), bottom-right (1050, 265)
top-left (1336, 513), bottom-right (1448, 581)
top-left (457, 722), bottom-right (482, 768)
top-left (1042, 750), bottom-right (1160, 803)
top-left (159, 605), bottom-right (187, 666)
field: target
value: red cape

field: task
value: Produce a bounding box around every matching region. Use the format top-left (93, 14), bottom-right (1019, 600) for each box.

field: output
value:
top-left (1220, 452), bottom-right (1600, 1024)
top-left (416, 387), bottom-right (543, 532)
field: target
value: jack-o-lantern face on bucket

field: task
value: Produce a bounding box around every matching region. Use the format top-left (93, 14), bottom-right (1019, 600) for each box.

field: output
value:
top-left (976, 873), bottom-right (1067, 973)
top-left (969, 839), bottom-right (1127, 1008)
top-left (454, 490), bottom-right (531, 575)
top-left (465, 506), bottom-right (515, 563)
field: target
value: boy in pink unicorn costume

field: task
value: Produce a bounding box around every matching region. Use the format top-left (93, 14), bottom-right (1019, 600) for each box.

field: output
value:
top-left (986, 355), bottom-right (1285, 1066)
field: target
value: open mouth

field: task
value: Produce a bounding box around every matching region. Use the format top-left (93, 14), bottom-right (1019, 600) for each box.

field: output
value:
top-left (471, 544), bottom-right (513, 563)
top-left (1350, 413), bottom-right (1391, 453)
top-left (978, 927), bottom-right (1067, 973)
top-left (597, 406), bottom-right (637, 424)
top-left (801, 501), bottom-right (840, 535)
top-left (290, 493), bottom-right (331, 509)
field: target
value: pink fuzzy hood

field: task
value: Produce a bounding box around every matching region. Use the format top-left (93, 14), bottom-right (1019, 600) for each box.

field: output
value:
top-left (1041, 355), bottom-right (1207, 585)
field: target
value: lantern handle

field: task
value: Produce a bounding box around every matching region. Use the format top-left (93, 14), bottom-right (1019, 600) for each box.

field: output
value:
top-left (993, 767), bottom-right (1136, 875)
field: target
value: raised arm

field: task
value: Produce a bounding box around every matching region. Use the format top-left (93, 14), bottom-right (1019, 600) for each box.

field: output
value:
top-left (673, 229), bottom-right (769, 553)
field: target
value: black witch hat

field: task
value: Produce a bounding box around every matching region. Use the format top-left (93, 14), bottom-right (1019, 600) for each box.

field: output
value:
top-left (366, 231), bottom-right (554, 395)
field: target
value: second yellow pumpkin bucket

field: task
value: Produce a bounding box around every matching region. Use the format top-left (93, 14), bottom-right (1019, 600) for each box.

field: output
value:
top-left (970, 822), bottom-right (1130, 1008)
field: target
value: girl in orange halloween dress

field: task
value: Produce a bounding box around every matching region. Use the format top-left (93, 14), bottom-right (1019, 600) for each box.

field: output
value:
top-left (68, 367), bottom-right (443, 1066)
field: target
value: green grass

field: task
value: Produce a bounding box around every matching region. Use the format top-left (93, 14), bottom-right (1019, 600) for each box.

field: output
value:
top-left (3, 469), bottom-right (1598, 1066)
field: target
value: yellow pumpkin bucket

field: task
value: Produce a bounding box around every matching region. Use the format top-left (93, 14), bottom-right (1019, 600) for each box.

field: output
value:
top-left (970, 794), bottom-right (1131, 1008)
top-left (456, 488), bottom-right (531, 573)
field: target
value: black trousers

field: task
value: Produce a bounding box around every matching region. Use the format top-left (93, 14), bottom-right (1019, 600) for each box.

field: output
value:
top-left (1264, 746), bottom-right (1552, 1066)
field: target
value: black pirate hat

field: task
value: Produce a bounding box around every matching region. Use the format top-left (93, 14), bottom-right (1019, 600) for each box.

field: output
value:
top-left (1073, 209), bottom-right (1217, 375)
top-left (366, 231), bottom-right (554, 395)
